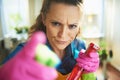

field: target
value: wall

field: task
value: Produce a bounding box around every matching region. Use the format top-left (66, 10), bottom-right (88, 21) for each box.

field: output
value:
top-left (28, 0), bottom-right (43, 25)
top-left (105, 0), bottom-right (120, 71)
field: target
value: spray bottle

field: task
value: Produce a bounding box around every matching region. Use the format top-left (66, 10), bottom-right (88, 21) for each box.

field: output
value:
top-left (67, 43), bottom-right (100, 80)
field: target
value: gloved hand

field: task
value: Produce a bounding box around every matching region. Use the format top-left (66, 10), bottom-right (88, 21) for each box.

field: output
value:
top-left (0, 57), bottom-right (58, 80)
top-left (76, 49), bottom-right (99, 73)
top-left (0, 31), bottom-right (58, 80)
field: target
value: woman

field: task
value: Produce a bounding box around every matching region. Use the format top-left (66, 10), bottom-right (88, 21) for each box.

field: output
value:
top-left (1, 0), bottom-right (99, 80)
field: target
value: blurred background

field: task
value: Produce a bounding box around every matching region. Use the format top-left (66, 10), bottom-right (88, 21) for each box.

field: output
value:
top-left (0, 0), bottom-right (120, 80)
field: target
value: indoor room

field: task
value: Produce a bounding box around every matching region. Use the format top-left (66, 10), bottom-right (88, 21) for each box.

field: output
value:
top-left (0, 0), bottom-right (120, 80)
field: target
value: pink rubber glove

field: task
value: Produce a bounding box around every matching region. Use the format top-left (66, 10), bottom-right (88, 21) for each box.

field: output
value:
top-left (0, 31), bottom-right (58, 80)
top-left (0, 57), bottom-right (57, 80)
top-left (76, 49), bottom-right (99, 73)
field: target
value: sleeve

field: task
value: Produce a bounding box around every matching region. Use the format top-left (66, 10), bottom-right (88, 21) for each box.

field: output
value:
top-left (1, 43), bottom-right (25, 64)
top-left (71, 38), bottom-right (86, 59)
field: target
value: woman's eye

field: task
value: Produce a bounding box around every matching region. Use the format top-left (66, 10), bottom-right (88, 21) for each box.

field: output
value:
top-left (69, 25), bottom-right (77, 29)
top-left (51, 22), bottom-right (60, 27)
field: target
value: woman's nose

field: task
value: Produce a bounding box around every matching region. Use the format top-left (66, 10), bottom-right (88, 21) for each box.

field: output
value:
top-left (58, 26), bottom-right (67, 38)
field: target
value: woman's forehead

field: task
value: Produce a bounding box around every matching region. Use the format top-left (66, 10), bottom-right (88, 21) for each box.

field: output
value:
top-left (46, 3), bottom-right (83, 24)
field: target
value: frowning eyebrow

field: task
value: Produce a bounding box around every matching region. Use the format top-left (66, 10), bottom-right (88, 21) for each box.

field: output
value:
top-left (50, 19), bottom-right (79, 26)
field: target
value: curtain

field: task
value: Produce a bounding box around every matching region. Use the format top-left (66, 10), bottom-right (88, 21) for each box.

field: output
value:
top-left (0, 0), bottom-right (6, 38)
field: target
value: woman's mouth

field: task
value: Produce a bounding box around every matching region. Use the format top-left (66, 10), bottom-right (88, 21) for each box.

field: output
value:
top-left (56, 40), bottom-right (67, 44)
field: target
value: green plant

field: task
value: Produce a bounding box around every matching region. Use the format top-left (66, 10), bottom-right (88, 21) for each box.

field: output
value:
top-left (8, 13), bottom-right (29, 34)
top-left (15, 26), bottom-right (29, 34)
top-left (99, 38), bottom-right (108, 66)
top-left (99, 38), bottom-right (107, 55)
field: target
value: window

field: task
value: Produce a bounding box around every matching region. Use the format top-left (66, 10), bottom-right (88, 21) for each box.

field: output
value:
top-left (2, 0), bottom-right (29, 39)
top-left (81, 0), bottom-right (104, 38)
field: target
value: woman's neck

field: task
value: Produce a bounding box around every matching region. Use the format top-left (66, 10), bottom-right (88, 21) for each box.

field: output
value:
top-left (52, 48), bottom-right (65, 59)
top-left (47, 40), bottom-right (65, 59)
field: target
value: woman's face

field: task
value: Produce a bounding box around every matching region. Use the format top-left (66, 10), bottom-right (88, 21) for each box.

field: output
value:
top-left (43, 3), bottom-right (83, 51)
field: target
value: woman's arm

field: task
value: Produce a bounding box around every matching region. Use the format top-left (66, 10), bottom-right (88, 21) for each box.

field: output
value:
top-left (1, 43), bottom-right (25, 64)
